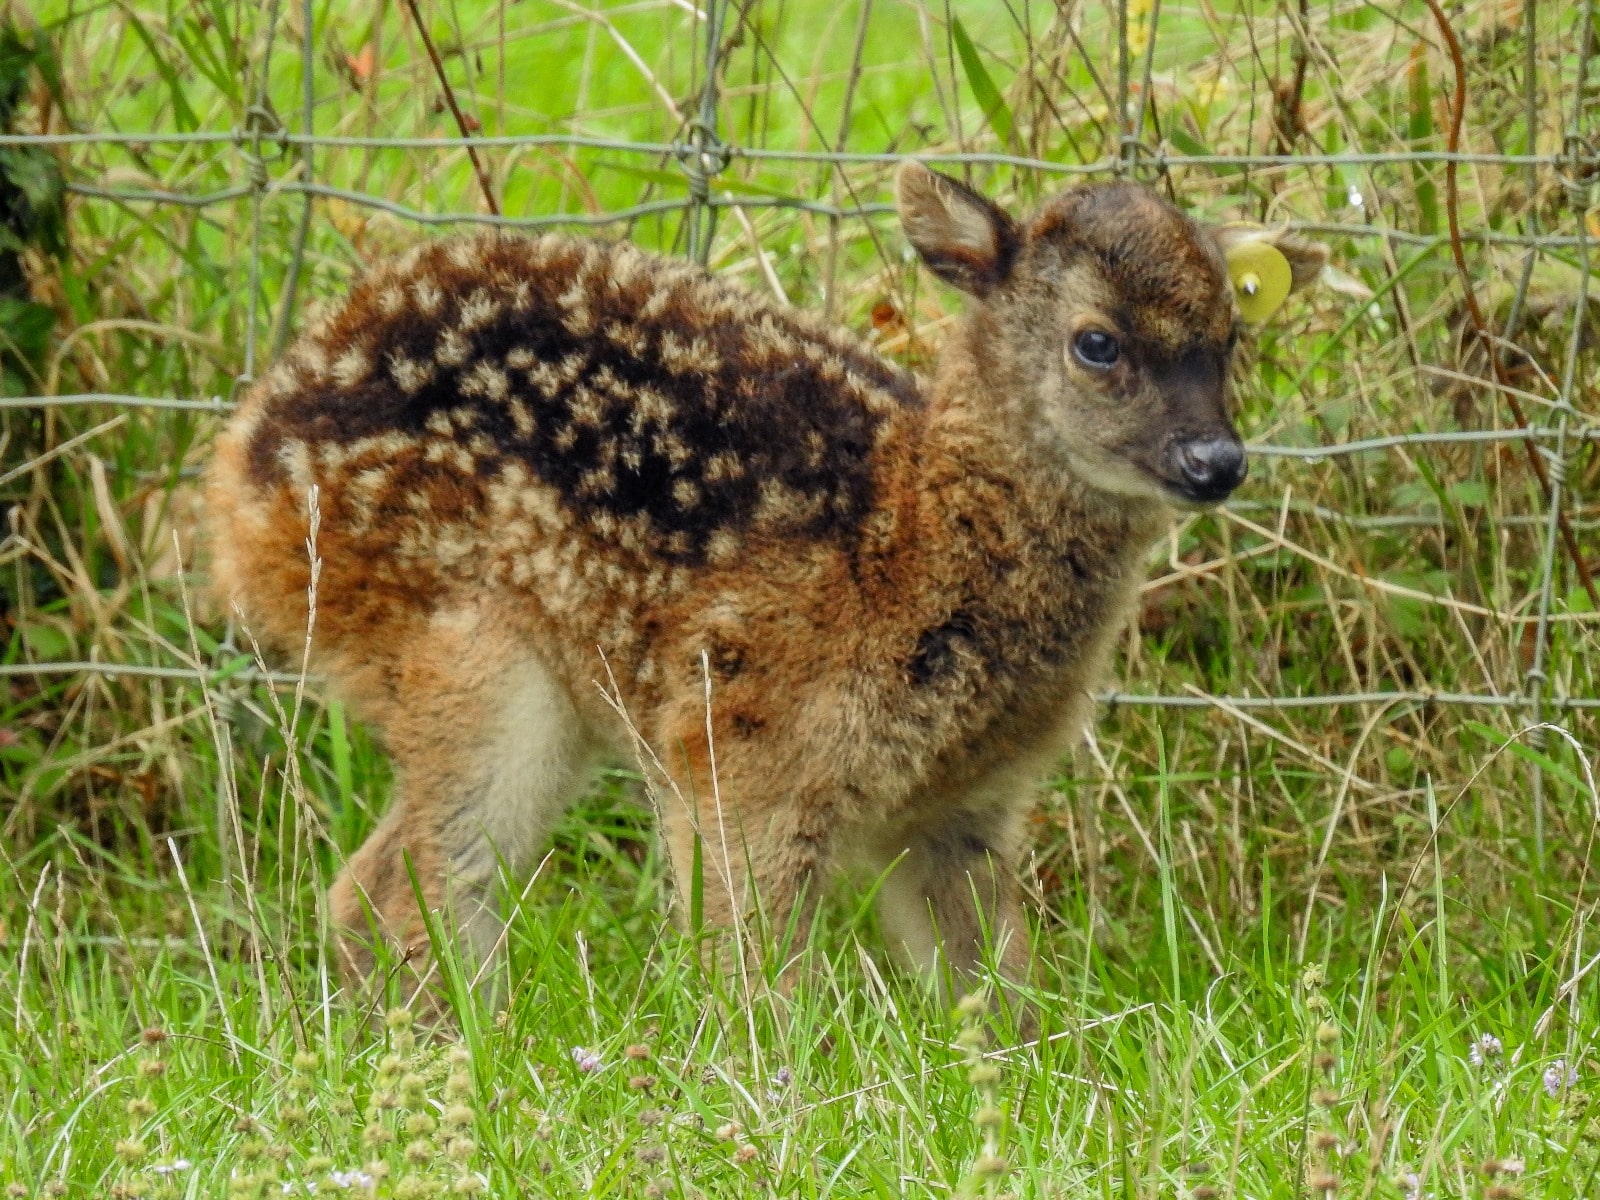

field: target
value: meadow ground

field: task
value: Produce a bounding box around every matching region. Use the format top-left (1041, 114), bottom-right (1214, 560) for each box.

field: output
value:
top-left (3, 0), bottom-right (1600, 1194)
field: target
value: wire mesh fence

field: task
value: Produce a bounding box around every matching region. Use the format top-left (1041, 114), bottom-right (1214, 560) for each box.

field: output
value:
top-left (5, 0), bottom-right (1600, 847)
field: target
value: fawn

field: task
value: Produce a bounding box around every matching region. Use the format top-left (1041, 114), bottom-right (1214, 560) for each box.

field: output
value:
top-left (206, 163), bottom-right (1324, 1003)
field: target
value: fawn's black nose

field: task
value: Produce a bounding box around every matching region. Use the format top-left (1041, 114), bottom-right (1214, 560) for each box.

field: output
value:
top-left (1174, 435), bottom-right (1247, 503)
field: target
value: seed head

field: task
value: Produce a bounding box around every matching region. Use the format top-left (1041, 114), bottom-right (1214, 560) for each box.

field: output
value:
top-left (625, 1044), bottom-right (651, 1060)
top-left (141, 1027), bottom-right (169, 1046)
top-left (956, 1027), bottom-right (988, 1052)
top-left (955, 992), bottom-right (989, 1020)
top-left (733, 1145), bottom-right (759, 1164)
top-left (1315, 1022), bottom-right (1339, 1046)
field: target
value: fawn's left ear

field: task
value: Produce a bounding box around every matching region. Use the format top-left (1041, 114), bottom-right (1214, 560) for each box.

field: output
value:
top-left (1210, 224), bottom-right (1330, 322)
top-left (895, 161), bottom-right (1020, 297)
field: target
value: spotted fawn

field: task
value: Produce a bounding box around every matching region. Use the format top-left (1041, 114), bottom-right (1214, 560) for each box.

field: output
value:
top-left (206, 163), bottom-right (1325, 1003)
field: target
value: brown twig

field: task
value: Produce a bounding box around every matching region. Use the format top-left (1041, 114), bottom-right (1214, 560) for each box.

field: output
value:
top-left (399, 0), bottom-right (500, 216)
top-left (1273, 0), bottom-right (1311, 155)
top-left (1423, 0), bottom-right (1598, 609)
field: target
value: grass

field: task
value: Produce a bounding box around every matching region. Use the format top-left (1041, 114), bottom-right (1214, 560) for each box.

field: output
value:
top-left (4, 0), bottom-right (1600, 1193)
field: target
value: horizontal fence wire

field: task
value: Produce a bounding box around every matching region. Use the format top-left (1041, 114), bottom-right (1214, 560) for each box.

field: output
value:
top-left (1, 0), bottom-right (1596, 738)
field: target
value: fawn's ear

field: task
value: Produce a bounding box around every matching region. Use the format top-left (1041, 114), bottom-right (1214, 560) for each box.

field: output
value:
top-left (1210, 224), bottom-right (1330, 322)
top-left (895, 161), bottom-right (1020, 297)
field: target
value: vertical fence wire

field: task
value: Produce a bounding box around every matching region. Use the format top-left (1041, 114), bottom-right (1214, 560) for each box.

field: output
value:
top-left (1527, 0), bottom-right (1598, 866)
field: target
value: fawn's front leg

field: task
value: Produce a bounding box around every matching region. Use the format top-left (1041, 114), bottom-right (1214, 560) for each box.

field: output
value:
top-left (869, 799), bottom-right (1035, 1009)
top-left (652, 708), bottom-right (846, 989)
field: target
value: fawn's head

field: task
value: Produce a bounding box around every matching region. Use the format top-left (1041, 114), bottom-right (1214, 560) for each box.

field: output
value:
top-left (896, 163), bottom-right (1326, 508)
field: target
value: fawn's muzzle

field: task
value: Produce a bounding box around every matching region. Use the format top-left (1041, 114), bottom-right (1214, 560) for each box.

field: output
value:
top-left (1171, 434), bottom-right (1246, 504)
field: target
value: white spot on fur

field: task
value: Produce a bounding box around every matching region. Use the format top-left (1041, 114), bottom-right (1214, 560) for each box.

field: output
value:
top-left (332, 347), bottom-right (370, 388)
top-left (389, 353), bottom-right (435, 394)
top-left (458, 290), bottom-right (501, 333)
top-left (461, 361), bottom-right (510, 401)
top-left (436, 329), bottom-right (470, 367)
top-left (413, 279), bottom-right (444, 314)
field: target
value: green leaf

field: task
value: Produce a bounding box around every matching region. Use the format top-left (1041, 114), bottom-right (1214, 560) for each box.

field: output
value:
top-left (18, 621), bottom-right (70, 661)
top-left (0, 296), bottom-right (55, 365)
top-left (951, 18), bottom-right (1014, 147)
top-left (1446, 480), bottom-right (1488, 508)
top-left (122, 11), bottom-right (199, 132)
top-left (1464, 720), bottom-right (1591, 794)
top-left (1407, 46), bottom-right (1439, 236)
top-left (0, 146), bottom-right (67, 257)
top-left (327, 699), bottom-right (355, 816)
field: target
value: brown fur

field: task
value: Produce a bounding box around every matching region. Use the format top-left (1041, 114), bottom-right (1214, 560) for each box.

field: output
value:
top-left (204, 165), bottom-right (1323, 1004)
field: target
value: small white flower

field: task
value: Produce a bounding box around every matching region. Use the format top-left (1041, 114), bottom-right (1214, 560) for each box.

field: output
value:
top-left (1397, 1171), bottom-right (1421, 1200)
top-left (570, 1046), bottom-right (602, 1073)
top-left (1468, 1033), bottom-right (1503, 1066)
top-left (327, 1170), bottom-right (375, 1191)
top-left (151, 1159), bottom-right (193, 1176)
top-left (1543, 1059), bottom-right (1579, 1097)
top-left (1346, 184), bottom-right (1364, 210)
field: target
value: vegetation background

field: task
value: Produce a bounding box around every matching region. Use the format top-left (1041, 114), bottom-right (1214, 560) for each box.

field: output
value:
top-left (2, 0), bottom-right (1600, 1194)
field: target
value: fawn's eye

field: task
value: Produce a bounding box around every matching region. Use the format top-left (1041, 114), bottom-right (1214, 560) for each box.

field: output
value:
top-left (1073, 329), bottom-right (1120, 369)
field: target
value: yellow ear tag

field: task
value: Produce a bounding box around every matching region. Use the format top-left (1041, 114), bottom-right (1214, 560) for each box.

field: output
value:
top-left (1225, 239), bottom-right (1293, 323)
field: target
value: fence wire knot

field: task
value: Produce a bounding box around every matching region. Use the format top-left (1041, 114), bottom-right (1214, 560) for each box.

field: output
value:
top-left (240, 102), bottom-right (286, 190)
top-left (676, 119), bottom-right (731, 202)
top-left (1538, 443), bottom-right (1568, 486)
top-left (1559, 133), bottom-right (1598, 209)
top-left (1118, 134), bottom-right (1166, 184)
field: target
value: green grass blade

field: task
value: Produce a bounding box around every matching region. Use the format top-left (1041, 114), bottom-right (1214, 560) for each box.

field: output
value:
top-left (950, 17), bottom-right (1014, 148)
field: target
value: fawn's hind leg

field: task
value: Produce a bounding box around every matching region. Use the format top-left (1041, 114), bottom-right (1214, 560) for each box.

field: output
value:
top-left (327, 606), bottom-right (598, 1001)
top-left (869, 798), bottom-right (1034, 999)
